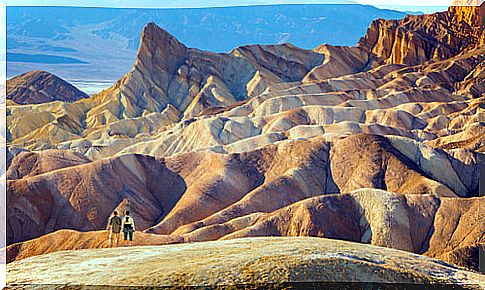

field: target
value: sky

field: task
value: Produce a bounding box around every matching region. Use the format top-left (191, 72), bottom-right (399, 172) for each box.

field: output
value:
top-left (0, 0), bottom-right (458, 13)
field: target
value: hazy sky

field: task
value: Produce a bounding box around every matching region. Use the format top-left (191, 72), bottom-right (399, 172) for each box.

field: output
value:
top-left (1, 0), bottom-right (456, 13)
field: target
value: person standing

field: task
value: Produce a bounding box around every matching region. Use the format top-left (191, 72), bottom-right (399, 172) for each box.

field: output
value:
top-left (122, 210), bottom-right (135, 246)
top-left (107, 211), bottom-right (122, 247)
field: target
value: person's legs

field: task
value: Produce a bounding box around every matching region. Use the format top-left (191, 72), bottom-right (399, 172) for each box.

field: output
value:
top-left (109, 231), bottom-right (113, 248)
top-left (128, 229), bottom-right (133, 246)
top-left (115, 232), bottom-right (121, 247)
top-left (123, 228), bottom-right (128, 247)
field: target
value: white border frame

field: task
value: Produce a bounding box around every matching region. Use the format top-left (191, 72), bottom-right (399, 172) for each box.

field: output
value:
top-left (0, 0), bottom-right (6, 288)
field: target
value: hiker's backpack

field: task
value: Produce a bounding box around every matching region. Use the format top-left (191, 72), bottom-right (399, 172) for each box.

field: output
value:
top-left (124, 216), bottom-right (133, 229)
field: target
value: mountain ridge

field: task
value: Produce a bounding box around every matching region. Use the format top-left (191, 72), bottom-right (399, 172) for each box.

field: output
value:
top-left (7, 4), bottom-right (408, 81)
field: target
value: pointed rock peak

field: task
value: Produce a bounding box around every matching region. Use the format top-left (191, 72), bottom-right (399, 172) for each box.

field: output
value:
top-left (138, 22), bottom-right (186, 52)
top-left (141, 22), bottom-right (179, 43)
top-left (135, 22), bottom-right (187, 72)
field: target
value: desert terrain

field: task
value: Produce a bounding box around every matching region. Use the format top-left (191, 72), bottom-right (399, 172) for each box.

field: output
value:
top-left (5, 2), bottom-right (485, 287)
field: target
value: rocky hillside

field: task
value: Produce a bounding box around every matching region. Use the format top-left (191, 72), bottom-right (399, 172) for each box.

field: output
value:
top-left (110, 22), bottom-right (325, 119)
top-left (6, 70), bottom-right (89, 104)
top-left (6, 237), bottom-right (485, 287)
top-left (5, 2), bottom-right (484, 281)
top-left (6, 135), bottom-right (483, 269)
top-left (6, 23), bottom-right (329, 153)
top-left (358, 4), bottom-right (483, 67)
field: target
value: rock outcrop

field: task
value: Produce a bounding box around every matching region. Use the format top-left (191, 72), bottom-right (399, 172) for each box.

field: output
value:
top-left (86, 22), bottom-right (326, 123)
top-left (6, 70), bottom-right (89, 104)
top-left (358, 2), bottom-right (484, 67)
top-left (5, 23), bottom-right (327, 153)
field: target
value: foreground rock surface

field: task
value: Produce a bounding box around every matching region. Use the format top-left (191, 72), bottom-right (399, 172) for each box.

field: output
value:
top-left (6, 237), bottom-right (484, 288)
top-left (5, 229), bottom-right (181, 263)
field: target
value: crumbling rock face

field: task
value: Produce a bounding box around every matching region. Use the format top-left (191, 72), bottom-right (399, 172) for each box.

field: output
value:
top-left (358, 3), bottom-right (484, 66)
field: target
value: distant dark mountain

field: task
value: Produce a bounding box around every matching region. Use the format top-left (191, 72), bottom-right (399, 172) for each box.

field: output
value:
top-left (7, 70), bottom-right (89, 104)
top-left (6, 4), bottom-right (406, 82)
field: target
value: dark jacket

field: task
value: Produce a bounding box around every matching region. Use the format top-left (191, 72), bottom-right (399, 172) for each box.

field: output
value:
top-left (109, 216), bottom-right (122, 233)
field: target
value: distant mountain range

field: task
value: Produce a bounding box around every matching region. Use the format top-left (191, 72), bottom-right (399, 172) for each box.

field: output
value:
top-left (7, 4), bottom-right (409, 82)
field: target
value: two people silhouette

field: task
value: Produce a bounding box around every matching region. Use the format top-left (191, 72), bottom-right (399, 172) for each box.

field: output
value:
top-left (107, 210), bottom-right (136, 247)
